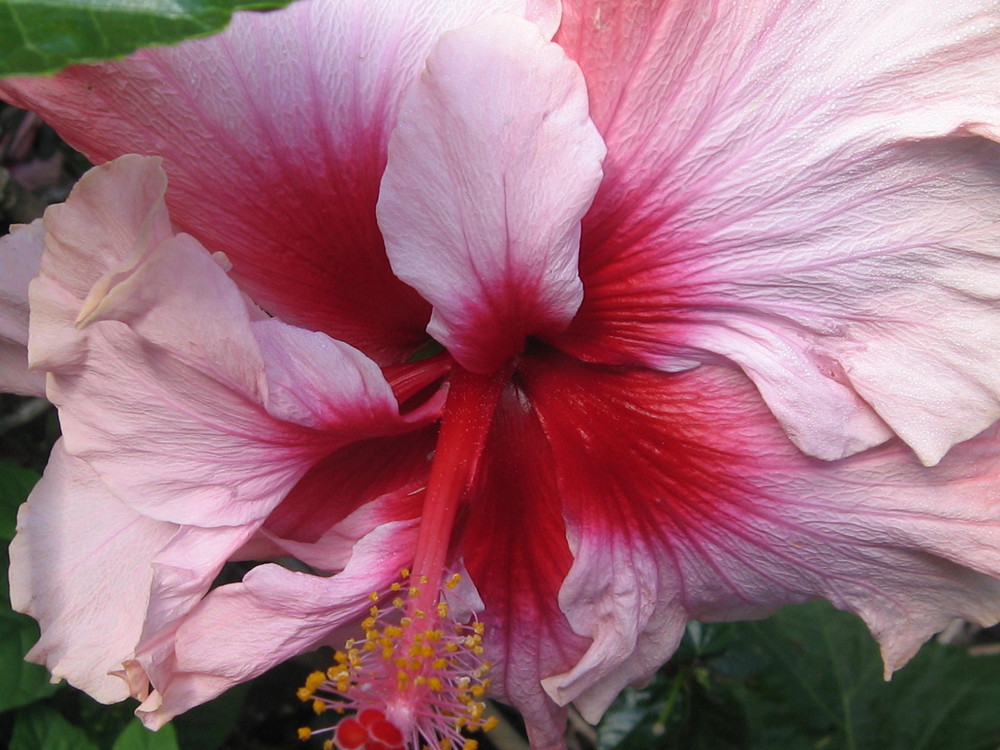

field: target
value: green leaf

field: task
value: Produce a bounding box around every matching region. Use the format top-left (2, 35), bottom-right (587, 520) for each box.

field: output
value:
top-left (0, 459), bottom-right (38, 543)
top-left (112, 719), bottom-right (180, 750)
top-left (10, 704), bottom-right (98, 750)
top-left (732, 602), bottom-right (1000, 750)
top-left (0, 608), bottom-right (60, 712)
top-left (0, 461), bottom-right (54, 712)
top-left (598, 623), bottom-right (749, 750)
top-left (173, 681), bottom-right (250, 750)
top-left (0, 0), bottom-right (296, 78)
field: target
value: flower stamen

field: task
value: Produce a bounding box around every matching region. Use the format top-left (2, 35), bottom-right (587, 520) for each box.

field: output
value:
top-left (297, 574), bottom-right (495, 750)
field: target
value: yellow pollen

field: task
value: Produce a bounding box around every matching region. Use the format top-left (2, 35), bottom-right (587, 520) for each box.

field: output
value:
top-left (297, 727), bottom-right (312, 740)
top-left (369, 591), bottom-right (380, 603)
top-left (463, 741), bottom-right (478, 750)
top-left (312, 699), bottom-right (325, 715)
top-left (446, 573), bottom-right (462, 589)
top-left (483, 716), bottom-right (499, 732)
top-left (437, 602), bottom-right (450, 618)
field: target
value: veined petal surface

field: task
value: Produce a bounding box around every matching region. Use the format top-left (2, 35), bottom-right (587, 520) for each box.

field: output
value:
top-left (9, 443), bottom-right (178, 702)
top-left (555, 0), bottom-right (1000, 463)
top-left (509, 353), bottom-right (1000, 720)
top-left (0, 0), bottom-right (559, 365)
top-left (378, 14), bottom-right (605, 372)
top-left (29, 156), bottom-right (411, 528)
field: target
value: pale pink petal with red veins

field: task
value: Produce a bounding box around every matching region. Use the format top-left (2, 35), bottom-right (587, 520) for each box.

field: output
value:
top-left (29, 156), bottom-right (412, 528)
top-left (514, 356), bottom-right (1000, 720)
top-left (258, 429), bottom-right (434, 571)
top-left (554, 0), bottom-right (1000, 463)
top-left (0, 0), bottom-right (559, 364)
top-left (378, 14), bottom-right (605, 373)
top-left (9, 442), bottom-right (178, 702)
top-left (463, 386), bottom-right (591, 750)
top-left (128, 515), bottom-right (420, 729)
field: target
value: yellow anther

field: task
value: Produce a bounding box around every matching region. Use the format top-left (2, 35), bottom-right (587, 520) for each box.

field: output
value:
top-left (385, 625), bottom-right (403, 638)
top-left (401, 617), bottom-right (413, 627)
top-left (334, 651), bottom-right (348, 664)
top-left (408, 586), bottom-right (421, 597)
top-left (437, 602), bottom-right (449, 618)
top-left (369, 591), bottom-right (380, 603)
top-left (415, 675), bottom-right (427, 686)
top-left (428, 677), bottom-right (443, 691)
top-left (445, 642), bottom-right (458, 653)
top-left (369, 605), bottom-right (380, 617)
top-left (463, 741), bottom-right (478, 750)
top-left (296, 687), bottom-right (314, 701)
top-left (471, 684), bottom-right (486, 698)
top-left (323, 741), bottom-right (334, 750)
top-left (483, 716), bottom-right (500, 732)
top-left (393, 597), bottom-right (405, 609)
top-left (432, 658), bottom-right (448, 670)
top-left (361, 617), bottom-right (376, 630)
top-left (390, 582), bottom-right (402, 591)
top-left (297, 727), bottom-right (312, 740)
top-left (446, 573), bottom-right (462, 589)
top-left (312, 699), bottom-right (326, 715)
top-left (472, 622), bottom-right (485, 635)
top-left (419, 575), bottom-right (429, 584)
top-left (426, 630), bottom-right (442, 642)
top-left (400, 567), bottom-right (411, 578)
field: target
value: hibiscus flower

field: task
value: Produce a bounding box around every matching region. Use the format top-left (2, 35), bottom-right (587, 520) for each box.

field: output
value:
top-left (3, 1), bottom-right (1000, 748)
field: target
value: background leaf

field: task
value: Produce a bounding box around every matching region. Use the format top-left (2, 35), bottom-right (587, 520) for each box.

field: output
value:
top-left (0, 461), bottom-right (56, 713)
top-left (597, 603), bottom-right (1000, 750)
top-left (0, 0), bottom-right (296, 78)
top-left (734, 602), bottom-right (1000, 750)
top-left (10, 705), bottom-right (97, 750)
top-left (112, 719), bottom-right (180, 750)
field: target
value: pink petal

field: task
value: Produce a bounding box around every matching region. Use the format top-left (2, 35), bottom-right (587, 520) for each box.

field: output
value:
top-left (463, 384), bottom-right (591, 749)
top-left (515, 353), bottom-right (1000, 720)
top-left (31, 157), bottom-right (409, 528)
top-left (9, 442), bottom-right (178, 702)
top-left (378, 14), bottom-right (605, 373)
top-left (554, 0), bottom-right (1000, 463)
top-left (0, 0), bottom-right (558, 365)
top-left (261, 427), bottom-right (435, 570)
top-left (0, 338), bottom-right (44, 396)
top-left (129, 510), bottom-right (420, 728)
top-left (0, 220), bottom-right (43, 346)
top-left (0, 220), bottom-right (45, 395)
